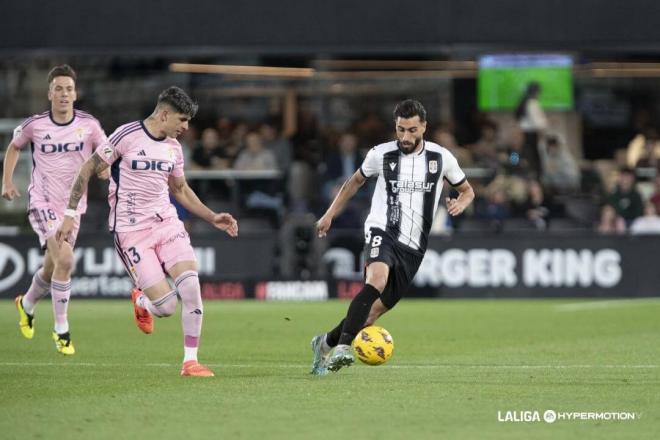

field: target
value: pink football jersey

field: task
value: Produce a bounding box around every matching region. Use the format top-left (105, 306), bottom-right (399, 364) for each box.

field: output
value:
top-left (97, 121), bottom-right (185, 232)
top-left (11, 110), bottom-right (107, 213)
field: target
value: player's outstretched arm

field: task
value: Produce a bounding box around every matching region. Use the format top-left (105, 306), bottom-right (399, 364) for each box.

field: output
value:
top-left (316, 169), bottom-right (366, 238)
top-left (56, 153), bottom-right (109, 244)
top-left (1, 143), bottom-right (22, 201)
top-left (168, 175), bottom-right (238, 237)
top-left (446, 180), bottom-right (475, 217)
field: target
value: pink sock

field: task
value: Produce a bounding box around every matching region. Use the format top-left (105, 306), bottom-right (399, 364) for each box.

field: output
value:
top-left (22, 269), bottom-right (50, 314)
top-left (51, 279), bottom-right (71, 334)
top-left (176, 271), bottom-right (202, 361)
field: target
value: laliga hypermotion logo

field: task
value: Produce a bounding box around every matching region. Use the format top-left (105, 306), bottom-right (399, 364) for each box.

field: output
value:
top-left (0, 243), bottom-right (25, 292)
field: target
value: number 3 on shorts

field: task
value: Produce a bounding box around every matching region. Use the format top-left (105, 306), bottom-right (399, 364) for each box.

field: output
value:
top-left (127, 247), bottom-right (141, 264)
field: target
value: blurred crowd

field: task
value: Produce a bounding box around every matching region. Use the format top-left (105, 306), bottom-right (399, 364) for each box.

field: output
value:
top-left (176, 101), bottom-right (660, 236)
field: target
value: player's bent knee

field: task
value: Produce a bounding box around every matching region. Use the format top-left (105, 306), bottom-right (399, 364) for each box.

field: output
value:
top-left (150, 291), bottom-right (178, 317)
top-left (367, 276), bottom-right (387, 293)
top-left (54, 253), bottom-right (75, 274)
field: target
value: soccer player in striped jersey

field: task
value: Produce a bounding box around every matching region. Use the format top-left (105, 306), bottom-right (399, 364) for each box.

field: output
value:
top-left (2, 65), bottom-right (108, 355)
top-left (57, 87), bottom-right (238, 376)
top-left (311, 100), bottom-right (475, 374)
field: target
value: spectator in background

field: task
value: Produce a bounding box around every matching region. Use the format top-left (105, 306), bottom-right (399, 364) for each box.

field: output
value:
top-left (515, 81), bottom-right (548, 178)
top-left (222, 121), bottom-right (248, 167)
top-left (481, 188), bottom-right (511, 232)
top-left (598, 205), bottom-right (626, 234)
top-left (579, 160), bottom-right (605, 198)
top-left (469, 118), bottom-right (500, 169)
top-left (432, 125), bottom-right (472, 166)
top-left (216, 116), bottom-right (233, 141)
top-left (355, 111), bottom-right (389, 148)
top-left (626, 125), bottom-right (660, 168)
top-left (323, 132), bottom-right (362, 181)
top-left (648, 175), bottom-right (660, 215)
top-left (191, 128), bottom-right (226, 169)
top-left (599, 168), bottom-right (643, 231)
top-left (259, 120), bottom-right (293, 172)
top-left (233, 132), bottom-right (282, 220)
top-left (498, 127), bottom-right (531, 177)
top-left (321, 132), bottom-right (365, 205)
top-left (519, 180), bottom-right (553, 230)
top-left (539, 134), bottom-right (580, 194)
top-left (630, 202), bottom-right (660, 234)
top-left (233, 132), bottom-right (278, 171)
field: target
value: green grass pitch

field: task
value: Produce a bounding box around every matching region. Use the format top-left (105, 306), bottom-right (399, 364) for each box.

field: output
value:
top-left (1, 298), bottom-right (659, 439)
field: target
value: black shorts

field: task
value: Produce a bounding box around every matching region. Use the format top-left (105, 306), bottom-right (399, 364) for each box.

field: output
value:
top-left (363, 227), bottom-right (424, 309)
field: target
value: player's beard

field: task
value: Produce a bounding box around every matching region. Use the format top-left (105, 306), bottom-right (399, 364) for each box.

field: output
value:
top-left (399, 137), bottom-right (421, 154)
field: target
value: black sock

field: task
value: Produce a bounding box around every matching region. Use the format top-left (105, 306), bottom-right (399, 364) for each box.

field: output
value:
top-left (337, 284), bottom-right (381, 346)
top-left (325, 319), bottom-right (345, 347)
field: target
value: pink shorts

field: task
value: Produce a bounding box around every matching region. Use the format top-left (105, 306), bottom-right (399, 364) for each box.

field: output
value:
top-left (114, 217), bottom-right (197, 290)
top-left (28, 204), bottom-right (81, 249)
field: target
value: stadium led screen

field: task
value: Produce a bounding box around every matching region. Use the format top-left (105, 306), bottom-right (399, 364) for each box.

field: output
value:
top-left (478, 54), bottom-right (574, 111)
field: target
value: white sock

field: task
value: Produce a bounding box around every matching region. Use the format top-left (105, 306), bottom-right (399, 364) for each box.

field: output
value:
top-left (54, 322), bottom-right (69, 334)
top-left (22, 296), bottom-right (35, 315)
top-left (184, 346), bottom-right (198, 362)
top-left (137, 294), bottom-right (156, 316)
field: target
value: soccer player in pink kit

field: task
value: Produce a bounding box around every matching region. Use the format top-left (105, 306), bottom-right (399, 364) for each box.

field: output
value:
top-left (57, 86), bottom-right (238, 377)
top-left (2, 65), bottom-right (108, 355)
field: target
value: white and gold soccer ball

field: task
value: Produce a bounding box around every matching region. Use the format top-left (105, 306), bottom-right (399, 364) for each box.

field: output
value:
top-left (352, 325), bottom-right (394, 366)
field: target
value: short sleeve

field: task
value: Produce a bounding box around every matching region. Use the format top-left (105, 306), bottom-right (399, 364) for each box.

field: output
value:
top-left (360, 147), bottom-right (381, 178)
top-left (170, 145), bottom-right (185, 177)
top-left (95, 141), bottom-right (121, 165)
top-left (90, 121), bottom-right (108, 148)
top-left (10, 120), bottom-right (33, 149)
top-left (444, 151), bottom-right (467, 186)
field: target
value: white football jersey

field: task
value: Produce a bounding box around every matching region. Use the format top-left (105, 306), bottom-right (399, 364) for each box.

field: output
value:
top-left (360, 140), bottom-right (466, 253)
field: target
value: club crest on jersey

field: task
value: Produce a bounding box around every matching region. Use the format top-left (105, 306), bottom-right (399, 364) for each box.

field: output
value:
top-left (75, 127), bottom-right (86, 141)
top-left (389, 162), bottom-right (397, 171)
top-left (429, 160), bottom-right (438, 174)
top-left (370, 247), bottom-right (380, 258)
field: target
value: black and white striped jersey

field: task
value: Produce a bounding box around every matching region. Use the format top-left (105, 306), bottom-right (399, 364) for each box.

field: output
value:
top-left (359, 140), bottom-right (466, 254)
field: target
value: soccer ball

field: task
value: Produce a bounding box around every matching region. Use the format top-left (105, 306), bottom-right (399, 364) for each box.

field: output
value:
top-left (352, 325), bottom-right (394, 366)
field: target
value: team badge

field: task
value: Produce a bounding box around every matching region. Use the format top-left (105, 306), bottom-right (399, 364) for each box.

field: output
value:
top-left (429, 160), bottom-right (438, 174)
top-left (370, 247), bottom-right (380, 258)
top-left (75, 127), bottom-right (86, 141)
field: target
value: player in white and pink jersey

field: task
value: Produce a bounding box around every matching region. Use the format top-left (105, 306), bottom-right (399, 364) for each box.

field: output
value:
top-left (2, 65), bottom-right (108, 355)
top-left (57, 86), bottom-right (238, 377)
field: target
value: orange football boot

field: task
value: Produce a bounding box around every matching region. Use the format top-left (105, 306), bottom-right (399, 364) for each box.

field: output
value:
top-left (180, 360), bottom-right (215, 377)
top-left (131, 288), bottom-right (153, 334)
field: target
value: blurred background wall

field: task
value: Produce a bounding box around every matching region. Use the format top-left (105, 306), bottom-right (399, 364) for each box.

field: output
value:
top-left (2, 0), bottom-right (660, 298)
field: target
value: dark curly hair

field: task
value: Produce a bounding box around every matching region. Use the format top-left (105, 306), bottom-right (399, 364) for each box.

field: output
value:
top-left (393, 99), bottom-right (427, 122)
top-left (157, 86), bottom-right (198, 118)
